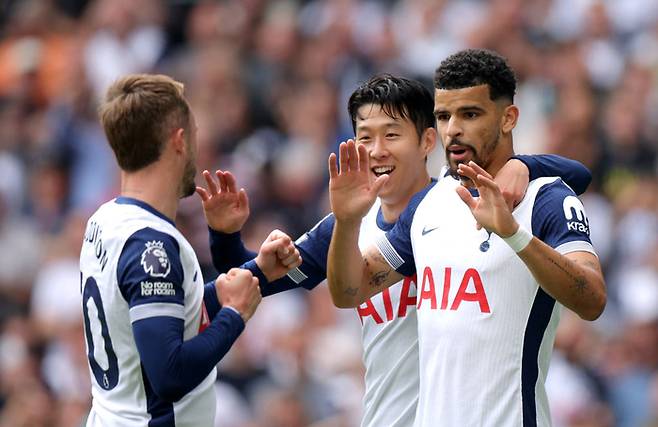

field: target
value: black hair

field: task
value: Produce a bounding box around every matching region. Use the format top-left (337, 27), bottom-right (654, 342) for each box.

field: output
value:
top-left (434, 49), bottom-right (516, 102)
top-left (348, 74), bottom-right (435, 138)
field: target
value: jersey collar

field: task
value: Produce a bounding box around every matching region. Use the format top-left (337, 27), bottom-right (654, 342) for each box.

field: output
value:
top-left (115, 197), bottom-right (176, 227)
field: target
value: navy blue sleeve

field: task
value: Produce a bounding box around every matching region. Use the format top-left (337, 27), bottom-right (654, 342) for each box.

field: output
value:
top-left (531, 179), bottom-right (595, 254)
top-left (117, 227), bottom-right (185, 315)
top-left (209, 228), bottom-right (257, 274)
top-left (512, 154), bottom-right (591, 195)
top-left (380, 181), bottom-right (437, 277)
top-left (238, 215), bottom-right (335, 297)
top-left (203, 281), bottom-right (221, 318)
top-left (132, 308), bottom-right (244, 402)
top-left (118, 227), bottom-right (244, 402)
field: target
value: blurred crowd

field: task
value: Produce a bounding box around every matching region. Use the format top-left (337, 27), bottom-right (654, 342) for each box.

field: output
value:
top-left (0, 0), bottom-right (656, 426)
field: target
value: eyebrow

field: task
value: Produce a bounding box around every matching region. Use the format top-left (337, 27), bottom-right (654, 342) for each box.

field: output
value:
top-left (433, 105), bottom-right (487, 116)
top-left (356, 121), bottom-right (403, 132)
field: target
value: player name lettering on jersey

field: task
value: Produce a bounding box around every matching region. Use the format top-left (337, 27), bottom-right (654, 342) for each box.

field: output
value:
top-left (83, 220), bottom-right (108, 272)
top-left (417, 266), bottom-right (490, 313)
top-left (357, 275), bottom-right (417, 324)
top-left (140, 281), bottom-right (176, 297)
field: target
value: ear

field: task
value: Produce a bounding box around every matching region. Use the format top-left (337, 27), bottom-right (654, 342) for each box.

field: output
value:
top-left (420, 127), bottom-right (437, 156)
top-left (501, 104), bottom-right (519, 134)
top-left (170, 127), bottom-right (186, 154)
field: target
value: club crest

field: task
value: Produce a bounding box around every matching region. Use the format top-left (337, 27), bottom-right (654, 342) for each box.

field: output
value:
top-left (141, 241), bottom-right (171, 278)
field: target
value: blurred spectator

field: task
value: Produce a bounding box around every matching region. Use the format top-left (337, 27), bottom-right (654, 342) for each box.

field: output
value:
top-left (82, 0), bottom-right (167, 100)
top-left (0, 0), bottom-right (656, 425)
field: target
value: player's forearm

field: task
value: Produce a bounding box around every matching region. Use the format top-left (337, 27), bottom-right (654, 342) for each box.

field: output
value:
top-left (239, 258), bottom-right (307, 296)
top-left (133, 309), bottom-right (244, 402)
top-left (209, 229), bottom-right (257, 273)
top-left (513, 154), bottom-right (592, 195)
top-left (516, 239), bottom-right (606, 320)
top-left (327, 220), bottom-right (368, 308)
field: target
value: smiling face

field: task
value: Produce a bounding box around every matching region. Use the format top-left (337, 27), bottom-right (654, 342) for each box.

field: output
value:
top-left (355, 103), bottom-right (435, 208)
top-left (433, 84), bottom-right (516, 178)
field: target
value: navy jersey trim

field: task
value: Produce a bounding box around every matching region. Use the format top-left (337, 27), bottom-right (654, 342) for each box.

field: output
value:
top-left (531, 179), bottom-right (593, 249)
top-left (375, 207), bottom-right (395, 231)
top-left (380, 179), bottom-right (438, 277)
top-left (116, 197), bottom-right (175, 227)
top-left (117, 227), bottom-right (186, 309)
top-left (521, 288), bottom-right (555, 427)
top-left (141, 364), bottom-right (175, 427)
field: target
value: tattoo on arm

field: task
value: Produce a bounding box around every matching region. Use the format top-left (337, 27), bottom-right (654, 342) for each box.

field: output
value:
top-left (366, 252), bottom-right (393, 289)
top-left (571, 276), bottom-right (587, 296)
top-left (547, 255), bottom-right (588, 296)
top-left (578, 259), bottom-right (600, 271)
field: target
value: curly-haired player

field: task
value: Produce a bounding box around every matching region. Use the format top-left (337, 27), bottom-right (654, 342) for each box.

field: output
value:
top-left (327, 50), bottom-right (606, 426)
top-left (205, 71), bottom-right (594, 427)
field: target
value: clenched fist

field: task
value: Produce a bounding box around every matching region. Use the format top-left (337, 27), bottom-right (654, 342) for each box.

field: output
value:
top-left (215, 268), bottom-right (261, 322)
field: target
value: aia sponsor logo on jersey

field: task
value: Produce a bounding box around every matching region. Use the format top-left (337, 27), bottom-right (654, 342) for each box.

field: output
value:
top-left (141, 240), bottom-right (171, 278)
top-left (357, 275), bottom-right (417, 324)
top-left (417, 267), bottom-right (490, 313)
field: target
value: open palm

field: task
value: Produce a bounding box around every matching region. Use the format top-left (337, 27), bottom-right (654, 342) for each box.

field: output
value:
top-left (328, 140), bottom-right (388, 223)
top-left (456, 161), bottom-right (518, 237)
top-left (196, 170), bottom-right (249, 233)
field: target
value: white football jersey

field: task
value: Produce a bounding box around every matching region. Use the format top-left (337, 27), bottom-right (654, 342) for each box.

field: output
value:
top-left (357, 199), bottom-right (419, 427)
top-left (295, 195), bottom-right (425, 427)
top-left (80, 197), bottom-right (215, 427)
top-left (377, 171), bottom-right (596, 427)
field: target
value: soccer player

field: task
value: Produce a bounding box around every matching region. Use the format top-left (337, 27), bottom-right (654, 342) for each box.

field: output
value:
top-left (326, 51), bottom-right (607, 426)
top-left (205, 74), bottom-right (593, 427)
top-left (79, 74), bottom-right (299, 427)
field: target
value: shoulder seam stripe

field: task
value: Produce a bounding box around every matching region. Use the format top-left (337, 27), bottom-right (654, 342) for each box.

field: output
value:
top-left (375, 235), bottom-right (404, 270)
top-left (129, 302), bottom-right (185, 323)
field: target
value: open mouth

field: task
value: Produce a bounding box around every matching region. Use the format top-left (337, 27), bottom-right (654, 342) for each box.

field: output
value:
top-left (447, 145), bottom-right (472, 163)
top-left (372, 165), bottom-right (394, 177)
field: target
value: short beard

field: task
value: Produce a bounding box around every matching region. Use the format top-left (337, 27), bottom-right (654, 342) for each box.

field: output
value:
top-left (446, 131), bottom-right (500, 183)
top-left (180, 159), bottom-right (196, 198)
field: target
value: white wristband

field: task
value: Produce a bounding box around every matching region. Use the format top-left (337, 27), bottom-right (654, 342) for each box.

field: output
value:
top-left (502, 226), bottom-right (533, 253)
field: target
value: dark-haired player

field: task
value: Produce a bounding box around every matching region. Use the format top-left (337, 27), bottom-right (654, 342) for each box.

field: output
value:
top-left (206, 71), bottom-right (593, 427)
top-left (327, 51), bottom-right (606, 426)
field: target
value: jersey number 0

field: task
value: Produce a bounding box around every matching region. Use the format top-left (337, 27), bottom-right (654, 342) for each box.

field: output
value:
top-left (82, 276), bottom-right (120, 390)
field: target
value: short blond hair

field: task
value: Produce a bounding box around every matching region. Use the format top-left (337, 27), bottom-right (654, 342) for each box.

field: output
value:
top-left (99, 74), bottom-right (191, 172)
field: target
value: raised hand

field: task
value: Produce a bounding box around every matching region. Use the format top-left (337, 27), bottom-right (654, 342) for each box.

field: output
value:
top-left (196, 170), bottom-right (249, 233)
top-left (328, 140), bottom-right (388, 224)
top-left (215, 268), bottom-right (261, 322)
top-left (254, 230), bottom-right (303, 281)
top-left (456, 161), bottom-right (519, 237)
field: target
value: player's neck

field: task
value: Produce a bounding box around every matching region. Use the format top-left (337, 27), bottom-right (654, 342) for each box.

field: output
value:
top-left (380, 174), bottom-right (431, 223)
top-left (120, 165), bottom-right (180, 222)
top-left (486, 144), bottom-right (515, 178)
